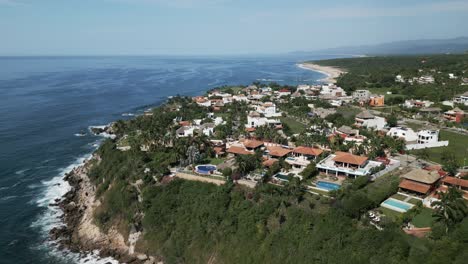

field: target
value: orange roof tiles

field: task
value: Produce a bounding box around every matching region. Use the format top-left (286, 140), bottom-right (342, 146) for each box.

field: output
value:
top-left (262, 158), bottom-right (278, 167)
top-left (293, 146), bottom-right (323, 156)
top-left (442, 176), bottom-right (468, 188)
top-left (267, 146), bottom-right (291, 157)
top-left (227, 146), bottom-right (253, 155)
top-left (333, 152), bottom-right (368, 166)
top-left (399, 179), bottom-right (431, 194)
top-left (213, 147), bottom-right (225, 154)
top-left (243, 139), bottom-right (264, 149)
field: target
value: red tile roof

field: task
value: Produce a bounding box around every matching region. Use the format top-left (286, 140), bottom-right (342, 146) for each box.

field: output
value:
top-left (227, 146), bottom-right (253, 155)
top-left (293, 146), bottom-right (323, 156)
top-left (243, 139), bottom-right (264, 149)
top-left (262, 158), bottom-right (278, 167)
top-left (267, 146), bottom-right (292, 157)
top-left (333, 152), bottom-right (368, 166)
top-left (213, 147), bottom-right (225, 155)
top-left (442, 176), bottom-right (468, 188)
top-left (399, 179), bottom-right (431, 194)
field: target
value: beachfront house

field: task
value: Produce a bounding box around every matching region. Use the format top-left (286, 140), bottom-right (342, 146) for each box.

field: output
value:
top-left (316, 152), bottom-right (382, 178)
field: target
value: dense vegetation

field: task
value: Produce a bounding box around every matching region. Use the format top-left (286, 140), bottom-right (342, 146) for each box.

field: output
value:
top-left (85, 72), bottom-right (468, 262)
top-left (312, 54), bottom-right (468, 102)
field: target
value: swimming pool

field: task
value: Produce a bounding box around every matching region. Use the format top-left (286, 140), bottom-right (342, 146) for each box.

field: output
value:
top-left (316, 181), bottom-right (341, 191)
top-left (195, 165), bottom-right (217, 174)
top-left (381, 198), bottom-right (414, 212)
top-left (274, 173), bottom-right (290, 182)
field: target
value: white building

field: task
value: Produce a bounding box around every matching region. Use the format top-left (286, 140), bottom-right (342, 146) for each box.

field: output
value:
top-left (418, 75), bottom-right (435, 84)
top-left (417, 130), bottom-right (439, 144)
top-left (296, 84), bottom-right (311, 92)
top-left (449, 73), bottom-right (457, 79)
top-left (404, 99), bottom-right (434, 108)
top-left (354, 110), bottom-right (387, 130)
top-left (176, 126), bottom-right (195, 137)
top-left (320, 84), bottom-right (346, 97)
top-left (278, 89), bottom-right (291, 97)
top-left (453, 91), bottom-right (468, 106)
top-left (256, 102), bottom-right (281, 117)
top-left (200, 123), bottom-right (215, 136)
top-left (233, 95), bottom-right (248, 102)
top-left (352, 90), bottom-right (370, 101)
top-left (395, 75), bottom-right (405, 83)
top-left (387, 127), bottom-right (418, 142)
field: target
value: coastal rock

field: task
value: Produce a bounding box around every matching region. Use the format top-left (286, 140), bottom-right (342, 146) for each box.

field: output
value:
top-left (137, 254), bottom-right (148, 261)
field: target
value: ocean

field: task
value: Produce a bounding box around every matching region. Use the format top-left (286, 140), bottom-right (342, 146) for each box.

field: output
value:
top-left (0, 55), bottom-right (339, 263)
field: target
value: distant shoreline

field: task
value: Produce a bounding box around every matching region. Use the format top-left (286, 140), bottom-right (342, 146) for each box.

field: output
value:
top-left (297, 63), bottom-right (346, 84)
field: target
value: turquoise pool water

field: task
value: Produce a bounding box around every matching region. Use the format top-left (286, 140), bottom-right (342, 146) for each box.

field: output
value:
top-left (274, 173), bottom-right (290, 181)
top-left (316, 181), bottom-right (340, 191)
top-left (382, 198), bottom-right (413, 212)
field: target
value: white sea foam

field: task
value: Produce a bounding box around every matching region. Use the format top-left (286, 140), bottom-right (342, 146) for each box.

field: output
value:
top-left (31, 153), bottom-right (119, 264)
top-left (121, 113), bottom-right (135, 117)
top-left (74, 133), bottom-right (87, 137)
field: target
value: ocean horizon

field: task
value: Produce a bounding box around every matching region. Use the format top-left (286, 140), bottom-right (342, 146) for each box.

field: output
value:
top-left (0, 54), bottom-right (344, 263)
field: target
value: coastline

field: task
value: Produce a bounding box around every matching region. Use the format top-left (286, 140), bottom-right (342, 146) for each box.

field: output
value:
top-left (297, 63), bottom-right (345, 84)
top-left (50, 154), bottom-right (159, 264)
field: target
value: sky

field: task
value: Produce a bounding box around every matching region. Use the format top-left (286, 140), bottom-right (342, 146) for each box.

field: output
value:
top-left (0, 0), bottom-right (468, 55)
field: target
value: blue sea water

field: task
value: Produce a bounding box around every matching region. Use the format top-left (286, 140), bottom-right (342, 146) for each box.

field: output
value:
top-left (0, 55), bottom-right (339, 263)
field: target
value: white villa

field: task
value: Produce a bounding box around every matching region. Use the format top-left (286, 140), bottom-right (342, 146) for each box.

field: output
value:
top-left (246, 111), bottom-right (281, 128)
top-left (453, 91), bottom-right (468, 106)
top-left (176, 126), bottom-right (195, 138)
top-left (354, 110), bottom-right (387, 130)
top-left (285, 146), bottom-right (323, 173)
top-left (387, 127), bottom-right (418, 142)
top-left (316, 152), bottom-right (383, 178)
top-left (256, 102), bottom-right (281, 117)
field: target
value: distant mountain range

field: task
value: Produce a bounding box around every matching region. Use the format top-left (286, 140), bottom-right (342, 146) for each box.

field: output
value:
top-left (292, 37), bottom-right (468, 56)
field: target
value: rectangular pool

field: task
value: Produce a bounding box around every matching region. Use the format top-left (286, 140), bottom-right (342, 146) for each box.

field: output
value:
top-left (316, 181), bottom-right (341, 191)
top-left (274, 173), bottom-right (290, 182)
top-left (381, 198), bottom-right (414, 213)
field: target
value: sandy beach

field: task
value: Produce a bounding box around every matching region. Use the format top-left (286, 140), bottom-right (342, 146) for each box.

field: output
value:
top-left (297, 63), bottom-right (346, 84)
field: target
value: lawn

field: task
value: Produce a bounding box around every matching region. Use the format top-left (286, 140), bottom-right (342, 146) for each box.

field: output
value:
top-left (405, 122), bottom-right (425, 131)
top-left (280, 116), bottom-right (306, 134)
top-left (411, 130), bottom-right (468, 164)
top-left (378, 206), bottom-right (402, 221)
top-left (412, 208), bottom-right (436, 228)
top-left (207, 157), bottom-right (225, 165)
top-left (391, 193), bottom-right (407, 201)
top-left (407, 198), bottom-right (422, 205)
top-left (336, 106), bottom-right (361, 119)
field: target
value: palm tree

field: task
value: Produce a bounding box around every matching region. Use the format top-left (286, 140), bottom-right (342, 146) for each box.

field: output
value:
top-left (432, 187), bottom-right (468, 234)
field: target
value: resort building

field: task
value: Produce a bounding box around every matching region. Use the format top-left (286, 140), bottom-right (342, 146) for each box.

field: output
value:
top-left (354, 110), bottom-right (387, 130)
top-left (199, 123), bottom-right (215, 136)
top-left (316, 152), bottom-right (383, 178)
top-left (398, 169), bottom-right (440, 196)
